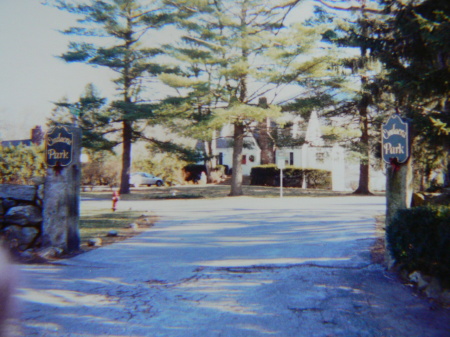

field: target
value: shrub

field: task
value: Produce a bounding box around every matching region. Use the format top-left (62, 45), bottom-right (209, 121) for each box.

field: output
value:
top-left (80, 152), bottom-right (121, 188)
top-left (134, 154), bottom-right (188, 186)
top-left (0, 144), bottom-right (46, 184)
top-left (183, 164), bottom-right (206, 183)
top-left (182, 164), bottom-right (228, 184)
top-left (209, 165), bottom-right (227, 183)
top-left (302, 169), bottom-right (332, 189)
top-left (250, 164), bottom-right (279, 186)
top-left (250, 165), bottom-right (331, 189)
top-left (386, 206), bottom-right (450, 288)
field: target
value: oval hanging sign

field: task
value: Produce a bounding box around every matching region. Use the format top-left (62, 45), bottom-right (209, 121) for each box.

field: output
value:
top-left (382, 114), bottom-right (410, 164)
top-left (45, 126), bottom-right (73, 167)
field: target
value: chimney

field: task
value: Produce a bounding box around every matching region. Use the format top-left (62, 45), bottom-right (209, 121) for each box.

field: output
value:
top-left (31, 126), bottom-right (44, 145)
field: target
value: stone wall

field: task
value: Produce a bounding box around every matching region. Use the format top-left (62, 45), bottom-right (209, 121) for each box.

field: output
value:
top-left (0, 183), bottom-right (44, 253)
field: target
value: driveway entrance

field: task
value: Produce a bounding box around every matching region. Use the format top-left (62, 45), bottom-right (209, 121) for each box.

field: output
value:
top-left (16, 196), bottom-right (450, 336)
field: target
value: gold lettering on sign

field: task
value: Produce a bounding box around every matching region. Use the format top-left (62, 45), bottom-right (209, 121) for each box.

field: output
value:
top-left (47, 149), bottom-right (70, 159)
top-left (383, 143), bottom-right (405, 155)
top-left (47, 133), bottom-right (72, 146)
top-left (383, 124), bottom-right (407, 139)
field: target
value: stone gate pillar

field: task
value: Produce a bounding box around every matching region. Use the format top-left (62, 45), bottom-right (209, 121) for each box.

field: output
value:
top-left (385, 159), bottom-right (414, 226)
top-left (42, 124), bottom-right (81, 252)
top-left (382, 114), bottom-right (412, 226)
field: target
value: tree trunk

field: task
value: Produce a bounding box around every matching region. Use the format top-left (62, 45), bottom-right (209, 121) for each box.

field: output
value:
top-left (119, 120), bottom-right (132, 194)
top-left (120, 21), bottom-right (133, 195)
top-left (204, 140), bottom-right (216, 183)
top-left (256, 117), bottom-right (275, 165)
top-left (230, 123), bottom-right (245, 196)
top-left (353, 96), bottom-right (372, 195)
top-left (255, 99), bottom-right (274, 165)
top-left (354, 160), bottom-right (371, 195)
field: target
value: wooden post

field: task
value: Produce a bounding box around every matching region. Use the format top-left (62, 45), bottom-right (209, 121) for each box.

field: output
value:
top-left (42, 125), bottom-right (81, 252)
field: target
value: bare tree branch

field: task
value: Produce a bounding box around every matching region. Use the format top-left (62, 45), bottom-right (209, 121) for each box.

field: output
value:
top-left (315, 0), bottom-right (385, 15)
top-left (275, 0), bottom-right (385, 15)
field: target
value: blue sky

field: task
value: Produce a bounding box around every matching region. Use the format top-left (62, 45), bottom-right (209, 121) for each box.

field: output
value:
top-left (0, 0), bottom-right (115, 139)
top-left (0, 0), bottom-right (318, 140)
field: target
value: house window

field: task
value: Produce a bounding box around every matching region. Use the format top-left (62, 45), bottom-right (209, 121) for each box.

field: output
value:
top-left (218, 152), bottom-right (223, 165)
top-left (242, 155), bottom-right (247, 165)
top-left (290, 152), bottom-right (294, 165)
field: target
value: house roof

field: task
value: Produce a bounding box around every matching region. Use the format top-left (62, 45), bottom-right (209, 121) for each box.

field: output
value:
top-left (216, 138), bottom-right (231, 149)
top-left (305, 111), bottom-right (324, 146)
top-left (1, 139), bottom-right (32, 148)
top-left (1, 126), bottom-right (44, 148)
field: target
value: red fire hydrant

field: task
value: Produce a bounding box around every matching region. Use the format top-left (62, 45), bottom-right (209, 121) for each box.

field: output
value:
top-left (112, 190), bottom-right (120, 212)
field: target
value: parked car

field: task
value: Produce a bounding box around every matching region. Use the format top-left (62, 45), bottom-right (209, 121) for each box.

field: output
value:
top-left (129, 172), bottom-right (164, 187)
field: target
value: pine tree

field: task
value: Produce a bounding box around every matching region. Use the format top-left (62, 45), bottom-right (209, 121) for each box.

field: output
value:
top-left (160, 0), bottom-right (331, 195)
top-left (49, 0), bottom-right (188, 194)
top-left (294, 0), bottom-right (388, 195)
top-left (334, 1), bottom-right (384, 195)
top-left (49, 84), bottom-right (118, 152)
top-left (371, 0), bottom-right (450, 187)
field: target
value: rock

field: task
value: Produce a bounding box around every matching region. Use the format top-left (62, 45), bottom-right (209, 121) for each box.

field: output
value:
top-left (2, 225), bottom-right (39, 250)
top-left (36, 247), bottom-right (63, 259)
top-left (37, 184), bottom-right (45, 202)
top-left (136, 215), bottom-right (154, 227)
top-left (87, 238), bottom-right (102, 247)
top-left (19, 227), bottom-right (39, 250)
top-left (31, 177), bottom-right (45, 185)
top-left (106, 230), bottom-right (118, 237)
top-left (126, 223), bottom-right (139, 229)
top-left (19, 249), bottom-right (36, 260)
top-left (2, 198), bottom-right (17, 209)
top-left (412, 192), bottom-right (425, 207)
top-left (5, 205), bottom-right (42, 226)
top-left (0, 184), bottom-right (36, 201)
top-left (409, 271), bottom-right (430, 290)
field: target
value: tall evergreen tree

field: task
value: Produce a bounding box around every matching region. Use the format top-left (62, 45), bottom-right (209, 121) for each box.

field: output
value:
top-left (160, 0), bottom-right (332, 195)
top-left (308, 0), bottom-right (450, 189)
top-left (341, 6), bottom-right (382, 195)
top-left (48, 83), bottom-right (118, 152)
top-left (290, 0), bottom-right (387, 195)
top-left (371, 0), bottom-right (450, 187)
top-left (49, 0), bottom-right (189, 194)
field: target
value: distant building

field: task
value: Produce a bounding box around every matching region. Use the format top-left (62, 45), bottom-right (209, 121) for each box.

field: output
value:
top-left (199, 112), bottom-right (386, 191)
top-left (1, 126), bottom-right (44, 148)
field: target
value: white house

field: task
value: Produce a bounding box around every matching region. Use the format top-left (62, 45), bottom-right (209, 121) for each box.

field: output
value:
top-left (205, 111), bottom-right (385, 191)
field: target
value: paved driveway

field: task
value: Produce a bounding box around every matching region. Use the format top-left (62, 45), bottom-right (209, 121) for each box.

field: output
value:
top-left (15, 196), bottom-right (450, 336)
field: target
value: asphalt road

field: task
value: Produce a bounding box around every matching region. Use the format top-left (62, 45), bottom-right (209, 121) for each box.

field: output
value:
top-left (13, 196), bottom-right (450, 336)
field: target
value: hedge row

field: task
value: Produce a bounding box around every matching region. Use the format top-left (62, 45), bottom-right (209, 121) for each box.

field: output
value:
top-left (183, 164), bottom-right (228, 182)
top-left (250, 164), bottom-right (331, 189)
top-left (0, 144), bottom-right (46, 184)
top-left (387, 205), bottom-right (450, 288)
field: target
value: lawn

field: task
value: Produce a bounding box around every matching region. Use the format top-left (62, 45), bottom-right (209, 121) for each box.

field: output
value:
top-left (81, 183), bottom-right (357, 201)
top-left (79, 183), bottom-right (383, 252)
top-left (79, 208), bottom-right (157, 252)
